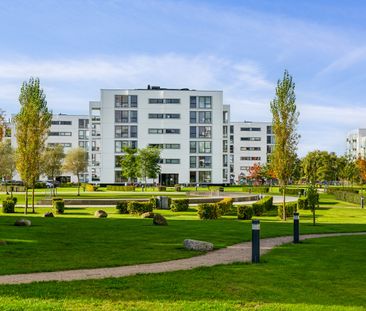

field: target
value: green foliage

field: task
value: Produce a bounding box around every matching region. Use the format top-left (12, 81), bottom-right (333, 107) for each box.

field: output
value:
top-left (120, 147), bottom-right (139, 182)
top-left (197, 203), bottom-right (220, 219)
top-left (2, 197), bottom-right (15, 213)
top-left (106, 185), bottom-right (136, 191)
top-left (138, 146), bottom-right (161, 183)
top-left (252, 196), bottom-right (274, 216)
top-left (277, 201), bottom-right (297, 218)
top-left (297, 196), bottom-right (308, 210)
top-left (331, 191), bottom-right (362, 204)
top-left (216, 198), bottom-right (234, 215)
top-left (85, 184), bottom-right (98, 191)
top-left (280, 187), bottom-right (304, 195)
top-left (170, 199), bottom-right (189, 212)
top-left (0, 141), bottom-right (16, 184)
top-left (245, 186), bottom-right (269, 193)
top-left (53, 199), bottom-right (65, 214)
top-left (237, 205), bottom-right (253, 220)
top-left (149, 197), bottom-right (158, 209)
top-left (127, 201), bottom-right (153, 215)
top-left (158, 186), bottom-right (166, 191)
top-left (116, 201), bottom-right (129, 214)
top-left (174, 184), bottom-right (181, 192)
top-left (327, 187), bottom-right (359, 194)
top-left (41, 144), bottom-right (65, 184)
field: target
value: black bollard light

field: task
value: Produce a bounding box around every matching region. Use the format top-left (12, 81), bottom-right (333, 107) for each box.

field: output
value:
top-left (361, 196), bottom-right (364, 209)
top-left (252, 219), bottom-right (260, 263)
top-left (293, 212), bottom-right (300, 243)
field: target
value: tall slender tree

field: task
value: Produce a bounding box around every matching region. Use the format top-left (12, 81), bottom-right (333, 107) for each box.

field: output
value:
top-left (62, 147), bottom-right (88, 196)
top-left (0, 141), bottom-right (16, 194)
top-left (270, 70), bottom-right (300, 220)
top-left (14, 78), bottom-right (52, 214)
top-left (138, 146), bottom-right (161, 189)
top-left (120, 147), bottom-right (139, 183)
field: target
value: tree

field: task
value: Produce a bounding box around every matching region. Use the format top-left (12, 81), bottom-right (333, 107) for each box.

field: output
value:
top-left (0, 141), bottom-right (16, 194)
top-left (307, 185), bottom-right (319, 225)
top-left (14, 78), bottom-right (52, 214)
top-left (120, 147), bottom-right (139, 183)
top-left (41, 144), bottom-right (65, 196)
top-left (63, 147), bottom-right (88, 196)
top-left (339, 156), bottom-right (359, 186)
top-left (0, 109), bottom-right (6, 141)
top-left (138, 146), bottom-right (161, 188)
top-left (270, 70), bottom-right (300, 220)
top-left (248, 163), bottom-right (263, 185)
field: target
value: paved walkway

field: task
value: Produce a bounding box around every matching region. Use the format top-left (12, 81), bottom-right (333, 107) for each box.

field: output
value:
top-left (0, 232), bottom-right (364, 285)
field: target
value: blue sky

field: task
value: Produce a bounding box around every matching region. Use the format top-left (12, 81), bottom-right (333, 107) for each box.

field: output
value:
top-left (1, 0), bottom-right (366, 156)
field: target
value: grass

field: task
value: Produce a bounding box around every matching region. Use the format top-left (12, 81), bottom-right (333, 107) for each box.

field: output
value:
top-left (0, 193), bottom-right (365, 275)
top-left (0, 235), bottom-right (365, 310)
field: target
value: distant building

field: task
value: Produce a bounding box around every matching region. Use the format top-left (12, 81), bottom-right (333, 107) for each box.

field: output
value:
top-left (346, 129), bottom-right (366, 160)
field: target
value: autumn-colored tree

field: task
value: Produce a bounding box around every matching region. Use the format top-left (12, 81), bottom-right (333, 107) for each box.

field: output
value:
top-left (14, 78), bottom-right (52, 214)
top-left (356, 157), bottom-right (366, 183)
top-left (270, 70), bottom-right (300, 220)
top-left (248, 163), bottom-right (263, 185)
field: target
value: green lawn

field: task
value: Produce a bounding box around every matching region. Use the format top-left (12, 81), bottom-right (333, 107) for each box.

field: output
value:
top-left (0, 193), bottom-right (365, 275)
top-left (0, 235), bottom-right (365, 310)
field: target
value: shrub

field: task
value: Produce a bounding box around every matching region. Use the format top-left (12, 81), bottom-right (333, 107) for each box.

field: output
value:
top-left (158, 186), bottom-right (166, 191)
top-left (298, 197), bottom-right (308, 210)
top-left (277, 201), bottom-right (297, 218)
top-left (116, 201), bottom-right (129, 214)
top-left (85, 184), bottom-right (98, 192)
top-left (237, 205), bottom-right (253, 220)
top-left (217, 198), bottom-right (233, 215)
top-left (2, 198), bottom-right (15, 213)
top-left (252, 196), bottom-right (273, 216)
top-left (278, 187), bottom-right (305, 196)
top-left (127, 201), bottom-right (153, 215)
top-left (149, 197), bottom-right (158, 209)
top-left (106, 185), bottom-right (136, 191)
top-left (197, 203), bottom-right (220, 219)
top-left (245, 186), bottom-right (269, 194)
top-left (53, 199), bottom-right (65, 214)
top-left (7, 196), bottom-right (17, 205)
top-left (174, 184), bottom-right (181, 192)
top-left (170, 199), bottom-right (189, 212)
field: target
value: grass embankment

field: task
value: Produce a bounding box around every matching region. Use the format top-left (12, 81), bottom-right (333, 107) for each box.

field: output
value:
top-left (0, 193), bottom-right (365, 275)
top-left (0, 235), bottom-right (365, 310)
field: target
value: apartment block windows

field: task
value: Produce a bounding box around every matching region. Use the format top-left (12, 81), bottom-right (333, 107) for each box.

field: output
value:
top-left (198, 141), bottom-right (212, 153)
top-left (223, 126), bottom-right (228, 138)
top-left (241, 137), bottom-right (261, 141)
top-left (267, 136), bottom-right (275, 144)
top-left (223, 140), bottom-right (228, 153)
top-left (79, 119), bottom-right (89, 129)
top-left (49, 132), bottom-right (72, 136)
top-left (79, 130), bottom-right (89, 139)
top-left (190, 156), bottom-right (196, 168)
top-left (115, 110), bottom-right (129, 123)
top-left (240, 156), bottom-right (261, 161)
top-left (198, 111), bottom-right (212, 124)
top-left (148, 143), bottom-right (180, 149)
top-left (241, 147), bottom-right (261, 151)
top-left (198, 171), bottom-right (212, 183)
top-left (130, 111), bottom-right (138, 123)
top-left (198, 156), bottom-right (212, 168)
top-left (190, 96), bottom-right (212, 109)
top-left (190, 171), bottom-right (197, 183)
top-left (198, 126), bottom-right (212, 138)
top-left (130, 95), bottom-right (138, 108)
top-left (190, 111), bottom-right (196, 123)
top-left (79, 141), bottom-right (89, 150)
top-left (190, 96), bottom-right (197, 108)
top-left (240, 127), bottom-right (261, 131)
top-left (51, 120), bottom-right (72, 125)
top-left (115, 95), bottom-right (138, 108)
top-left (267, 126), bottom-right (273, 134)
top-left (223, 111), bottom-right (229, 124)
top-left (148, 98), bottom-right (180, 104)
top-left (130, 126), bottom-right (138, 138)
top-left (149, 113), bottom-right (180, 119)
top-left (149, 128), bottom-right (180, 134)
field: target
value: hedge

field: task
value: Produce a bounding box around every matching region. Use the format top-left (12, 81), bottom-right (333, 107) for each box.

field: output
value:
top-left (197, 203), bottom-right (220, 219)
top-left (277, 201), bottom-right (298, 218)
top-left (217, 198), bottom-right (234, 215)
top-left (252, 196), bottom-right (274, 216)
top-left (127, 201), bottom-right (153, 215)
top-left (298, 197), bottom-right (308, 210)
top-left (106, 185), bottom-right (136, 191)
top-left (237, 205), bottom-right (253, 220)
top-left (330, 190), bottom-right (362, 205)
top-left (116, 201), bottom-right (129, 214)
top-left (244, 186), bottom-right (269, 194)
top-left (53, 198), bottom-right (65, 214)
top-left (158, 186), bottom-right (166, 191)
top-left (170, 199), bottom-right (189, 212)
top-left (326, 187), bottom-right (360, 194)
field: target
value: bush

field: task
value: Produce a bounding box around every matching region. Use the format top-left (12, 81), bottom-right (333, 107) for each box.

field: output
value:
top-left (252, 196), bottom-right (273, 216)
top-left (149, 197), bottom-right (158, 209)
top-left (106, 185), bottom-right (136, 191)
top-left (277, 201), bottom-right (297, 218)
top-left (53, 199), bottom-right (65, 214)
top-left (245, 186), bottom-right (269, 194)
top-left (2, 198), bottom-right (15, 213)
top-left (329, 190), bottom-right (362, 205)
top-left (217, 198), bottom-right (233, 215)
top-left (237, 205), bottom-right (253, 220)
top-left (170, 199), bottom-right (189, 212)
top-left (174, 184), bottom-right (181, 192)
top-left (278, 187), bottom-right (305, 196)
top-left (298, 197), bottom-right (308, 210)
top-left (85, 184), bottom-right (98, 191)
top-left (197, 203), bottom-right (220, 219)
top-left (116, 201), bottom-right (129, 214)
top-left (158, 186), bottom-right (166, 191)
top-left (7, 196), bottom-right (17, 205)
top-left (127, 201), bottom-right (153, 215)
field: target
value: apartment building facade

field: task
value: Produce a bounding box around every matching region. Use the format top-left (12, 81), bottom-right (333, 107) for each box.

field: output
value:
top-left (231, 121), bottom-right (274, 183)
top-left (346, 129), bottom-right (366, 160)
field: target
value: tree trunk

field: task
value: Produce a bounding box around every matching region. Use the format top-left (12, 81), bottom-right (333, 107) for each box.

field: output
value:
top-left (32, 186), bottom-right (35, 213)
top-left (282, 184), bottom-right (286, 221)
top-left (312, 208), bottom-right (315, 226)
top-left (77, 175), bottom-right (80, 196)
top-left (24, 186), bottom-right (28, 215)
top-left (5, 179), bottom-right (8, 195)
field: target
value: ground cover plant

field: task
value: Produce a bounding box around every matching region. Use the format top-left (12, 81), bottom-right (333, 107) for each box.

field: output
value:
top-left (0, 235), bottom-right (364, 310)
top-left (0, 192), bottom-right (365, 275)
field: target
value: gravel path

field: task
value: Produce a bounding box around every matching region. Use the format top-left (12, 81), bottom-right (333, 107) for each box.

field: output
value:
top-left (0, 232), bottom-right (364, 285)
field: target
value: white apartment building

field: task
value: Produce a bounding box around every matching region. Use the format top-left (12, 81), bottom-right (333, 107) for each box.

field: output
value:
top-left (89, 86), bottom-right (230, 185)
top-left (231, 121), bottom-right (274, 183)
top-left (346, 129), bottom-right (366, 160)
top-left (10, 114), bottom-right (90, 183)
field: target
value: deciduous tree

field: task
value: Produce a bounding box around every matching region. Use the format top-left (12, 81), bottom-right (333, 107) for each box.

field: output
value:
top-left (42, 144), bottom-right (65, 196)
top-left (138, 146), bottom-right (161, 188)
top-left (0, 141), bottom-right (16, 194)
top-left (270, 70), bottom-right (300, 220)
top-left (63, 147), bottom-right (88, 196)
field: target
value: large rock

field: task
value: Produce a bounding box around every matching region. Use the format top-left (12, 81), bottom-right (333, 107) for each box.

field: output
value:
top-left (95, 210), bottom-right (108, 218)
top-left (183, 239), bottom-right (214, 251)
top-left (153, 213), bottom-right (168, 226)
top-left (44, 212), bottom-right (54, 217)
top-left (141, 212), bottom-right (154, 218)
top-left (14, 219), bottom-right (31, 227)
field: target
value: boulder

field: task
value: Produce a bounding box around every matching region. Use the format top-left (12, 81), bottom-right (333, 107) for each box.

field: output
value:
top-left (14, 219), bottom-right (31, 227)
top-left (183, 239), bottom-right (214, 251)
top-left (153, 213), bottom-right (168, 226)
top-left (44, 212), bottom-right (54, 217)
top-left (94, 210), bottom-right (108, 218)
top-left (141, 212), bottom-right (154, 218)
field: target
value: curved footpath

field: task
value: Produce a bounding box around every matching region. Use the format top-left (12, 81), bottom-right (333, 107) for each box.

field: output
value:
top-left (0, 232), bottom-right (365, 285)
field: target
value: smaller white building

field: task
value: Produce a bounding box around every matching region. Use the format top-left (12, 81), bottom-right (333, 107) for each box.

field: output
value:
top-left (231, 121), bottom-right (274, 183)
top-left (346, 128), bottom-right (366, 160)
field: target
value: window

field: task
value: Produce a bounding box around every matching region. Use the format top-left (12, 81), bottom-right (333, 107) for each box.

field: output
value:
top-left (79, 130), bottom-right (89, 139)
top-left (267, 136), bottom-right (275, 144)
top-left (164, 159), bottom-right (180, 164)
top-left (190, 96), bottom-right (197, 108)
top-left (115, 140), bottom-right (129, 152)
top-left (223, 111), bottom-right (229, 124)
top-left (115, 125), bottom-right (129, 138)
top-left (130, 111), bottom-right (138, 123)
top-left (165, 144), bottom-right (180, 149)
top-left (115, 95), bottom-right (129, 108)
top-left (230, 145), bottom-right (234, 153)
top-left (198, 126), bottom-right (212, 138)
top-left (149, 113), bottom-right (180, 119)
top-left (190, 126), bottom-right (197, 138)
top-left (48, 143), bottom-right (72, 148)
top-left (240, 156), bottom-right (261, 161)
top-left (190, 141), bottom-right (197, 153)
top-left (149, 128), bottom-right (163, 134)
top-left (198, 141), bottom-right (212, 153)
top-left (79, 141), bottom-right (89, 150)
top-left (267, 126), bottom-right (272, 134)
top-left (51, 120), bottom-right (72, 125)
top-left (190, 112), bottom-right (196, 123)
top-left (130, 126), bottom-right (138, 138)
top-left (223, 126), bottom-right (228, 138)
top-left (223, 154), bottom-right (228, 167)
top-left (223, 140), bottom-right (228, 153)
top-left (230, 125), bottom-right (234, 134)
top-left (165, 113), bottom-right (180, 119)
top-left (241, 137), bottom-right (261, 141)
top-left (49, 132), bottom-right (72, 136)
top-left (267, 145), bottom-right (274, 154)
top-left (149, 113), bottom-right (164, 119)
top-left (198, 111), bottom-right (212, 124)
top-left (199, 171), bottom-right (211, 183)
top-left (79, 119), bottom-right (89, 129)
top-left (240, 127), bottom-right (261, 131)
top-left (149, 98), bottom-right (180, 104)
top-left (240, 147), bottom-right (261, 151)
top-left (149, 128), bottom-right (180, 134)
top-left (130, 95), bottom-right (138, 108)
top-left (115, 110), bottom-right (129, 123)
top-left (190, 156), bottom-right (196, 168)
top-left (115, 155), bottom-right (122, 168)
top-left (165, 128), bottom-right (180, 134)
top-left (190, 171), bottom-right (197, 183)
top-left (198, 96), bottom-right (212, 109)
top-left (198, 156), bottom-right (212, 168)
